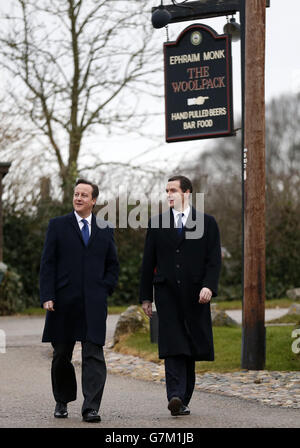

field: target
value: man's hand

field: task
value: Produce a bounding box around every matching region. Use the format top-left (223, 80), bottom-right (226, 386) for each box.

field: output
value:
top-left (43, 300), bottom-right (55, 312)
top-left (142, 301), bottom-right (153, 318)
top-left (199, 287), bottom-right (212, 304)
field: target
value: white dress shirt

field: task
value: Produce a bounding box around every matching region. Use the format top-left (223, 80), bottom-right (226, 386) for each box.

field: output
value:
top-left (74, 211), bottom-right (92, 236)
top-left (172, 205), bottom-right (190, 228)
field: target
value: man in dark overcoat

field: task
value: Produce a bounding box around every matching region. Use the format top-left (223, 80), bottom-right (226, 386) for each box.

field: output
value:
top-left (140, 175), bottom-right (221, 416)
top-left (40, 178), bottom-right (119, 422)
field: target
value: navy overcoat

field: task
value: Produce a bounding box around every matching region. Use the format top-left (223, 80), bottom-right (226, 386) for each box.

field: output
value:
top-left (139, 208), bottom-right (221, 361)
top-left (40, 212), bottom-right (119, 345)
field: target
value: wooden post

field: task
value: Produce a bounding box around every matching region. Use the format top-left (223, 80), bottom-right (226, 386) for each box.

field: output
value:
top-left (241, 0), bottom-right (266, 370)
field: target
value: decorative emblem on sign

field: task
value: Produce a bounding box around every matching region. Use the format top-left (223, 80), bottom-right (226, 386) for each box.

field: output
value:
top-left (190, 31), bottom-right (202, 46)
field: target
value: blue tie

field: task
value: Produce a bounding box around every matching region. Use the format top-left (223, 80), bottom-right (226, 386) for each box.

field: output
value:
top-left (81, 219), bottom-right (89, 246)
top-left (177, 213), bottom-right (184, 234)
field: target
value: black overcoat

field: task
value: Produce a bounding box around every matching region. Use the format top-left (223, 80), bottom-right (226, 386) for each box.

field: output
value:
top-left (139, 208), bottom-right (221, 361)
top-left (40, 212), bottom-right (119, 345)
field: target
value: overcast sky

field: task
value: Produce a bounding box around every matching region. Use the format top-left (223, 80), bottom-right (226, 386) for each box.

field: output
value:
top-left (94, 0), bottom-right (300, 169)
top-left (1, 1), bottom-right (300, 177)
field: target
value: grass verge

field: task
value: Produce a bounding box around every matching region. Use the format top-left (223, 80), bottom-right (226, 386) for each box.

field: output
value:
top-left (267, 314), bottom-right (300, 325)
top-left (18, 298), bottom-right (293, 316)
top-left (215, 298), bottom-right (294, 310)
top-left (18, 305), bottom-right (127, 316)
top-left (114, 325), bottom-right (300, 373)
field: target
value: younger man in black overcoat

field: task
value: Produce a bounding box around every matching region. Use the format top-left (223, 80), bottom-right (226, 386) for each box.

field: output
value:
top-left (140, 175), bottom-right (221, 416)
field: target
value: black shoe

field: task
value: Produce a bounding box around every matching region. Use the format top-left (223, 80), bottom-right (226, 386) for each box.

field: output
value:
top-left (179, 405), bottom-right (190, 415)
top-left (82, 410), bottom-right (101, 423)
top-left (54, 402), bottom-right (68, 418)
top-left (168, 396), bottom-right (183, 416)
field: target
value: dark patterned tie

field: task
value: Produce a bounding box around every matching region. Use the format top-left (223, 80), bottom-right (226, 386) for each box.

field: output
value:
top-left (81, 219), bottom-right (89, 246)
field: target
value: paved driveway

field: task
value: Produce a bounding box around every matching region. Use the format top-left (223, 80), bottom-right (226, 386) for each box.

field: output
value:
top-left (1, 311), bottom-right (300, 429)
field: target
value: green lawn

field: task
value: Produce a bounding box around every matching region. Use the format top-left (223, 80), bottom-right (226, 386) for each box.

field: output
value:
top-left (215, 298), bottom-right (294, 310)
top-left (18, 305), bottom-right (127, 316)
top-left (197, 326), bottom-right (300, 372)
top-left (19, 298), bottom-right (293, 316)
top-left (114, 325), bottom-right (300, 373)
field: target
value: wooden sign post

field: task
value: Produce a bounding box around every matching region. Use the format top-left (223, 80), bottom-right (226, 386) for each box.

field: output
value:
top-left (241, 0), bottom-right (266, 370)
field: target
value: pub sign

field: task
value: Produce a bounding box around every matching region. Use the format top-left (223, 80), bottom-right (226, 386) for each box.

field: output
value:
top-left (164, 24), bottom-right (234, 142)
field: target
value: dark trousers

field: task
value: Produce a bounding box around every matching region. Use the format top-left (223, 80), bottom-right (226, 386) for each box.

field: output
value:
top-left (51, 341), bottom-right (107, 415)
top-left (164, 355), bottom-right (196, 406)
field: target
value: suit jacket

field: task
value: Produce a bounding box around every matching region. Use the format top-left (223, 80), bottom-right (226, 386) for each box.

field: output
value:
top-left (139, 207), bottom-right (221, 360)
top-left (40, 212), bottom-right (119, 345)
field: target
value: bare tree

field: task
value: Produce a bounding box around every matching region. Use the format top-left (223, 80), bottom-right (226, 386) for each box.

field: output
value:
top-left (0, 0), bottom-right (162, 201)
top-left (266, 92), bottom-right (300, 178)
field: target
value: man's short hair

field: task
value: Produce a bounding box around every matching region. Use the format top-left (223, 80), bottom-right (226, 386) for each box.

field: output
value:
top-left (168, 175), bottom-right (193, 193)
top-left (75, 178), bottom-right (99, 199)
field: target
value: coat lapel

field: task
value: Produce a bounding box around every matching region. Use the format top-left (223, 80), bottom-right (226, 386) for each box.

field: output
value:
top-left (185, 207), bottom-right (204, 239)
top-left (185, 207), bottom-right (197, 232)
top-left (88, 214), bottom-right (100, 247)
top-left (68, 212), bottom-right (84, 244)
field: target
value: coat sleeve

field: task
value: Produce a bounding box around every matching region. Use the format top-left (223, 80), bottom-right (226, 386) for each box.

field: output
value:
top-left (202, 216), bottom-right (222, 297)
top-left (39, 219), bottom-right (57, 306)
top-left (103, 228), bottom-right (119, 295)
top-left (139, 223), bottom-right (157, 303)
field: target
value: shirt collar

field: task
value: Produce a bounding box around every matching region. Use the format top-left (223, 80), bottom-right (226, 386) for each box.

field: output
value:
top-left (172, 205), bottom-right (190, 219)
top-left (74, 210), bottom-right (92, 225)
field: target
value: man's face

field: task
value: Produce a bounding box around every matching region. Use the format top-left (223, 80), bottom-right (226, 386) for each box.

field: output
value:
top-left (166, 180), bottom-right (189, 210)
top-left (73, 183), bottom-right (96, 218)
